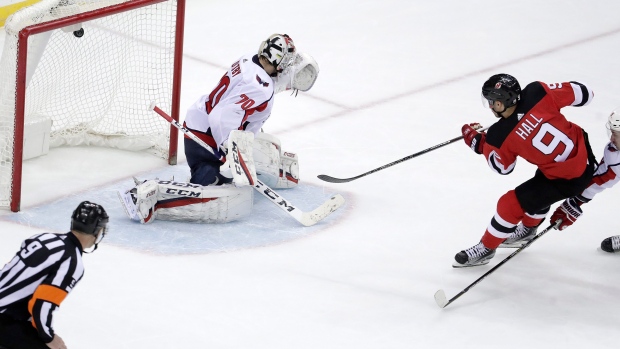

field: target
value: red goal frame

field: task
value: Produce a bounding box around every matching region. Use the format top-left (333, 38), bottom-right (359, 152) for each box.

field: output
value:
top-left (10, 0), bottom-right (185, 212)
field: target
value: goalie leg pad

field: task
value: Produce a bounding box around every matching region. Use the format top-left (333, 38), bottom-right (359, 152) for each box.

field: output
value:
top-left (152, 181), bottom-right (253, 223)
top-left (253, 133), bottom-right (282, 187)
top-left (276, 151), bottom-right (299, 188)
top-left (255, 151), bottom-right (300, 189)
top-left (252, 132), bottom-right (299, 188)
top-left (129, 179), bottom-right (159, 224)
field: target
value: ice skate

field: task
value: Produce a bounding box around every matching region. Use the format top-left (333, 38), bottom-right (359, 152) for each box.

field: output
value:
top-left (117, 187), bottom-right (139, 221)
top-left (601, 236), bottom-right (620, 253)
top-left (499, 223), bottom-right (538, 248)
top-left (453, 242), bottom-right (496, 268)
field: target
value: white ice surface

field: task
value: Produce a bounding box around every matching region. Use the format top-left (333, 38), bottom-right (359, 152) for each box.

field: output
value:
top-left (1, 0), bottom-right (620, 348)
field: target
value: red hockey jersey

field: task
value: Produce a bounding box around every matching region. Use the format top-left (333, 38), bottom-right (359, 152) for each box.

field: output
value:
top-left (482, 81), bottom-right (594, 180)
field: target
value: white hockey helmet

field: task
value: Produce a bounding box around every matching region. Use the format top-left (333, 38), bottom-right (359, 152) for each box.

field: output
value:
top-left (258, 34), bottom-right (296, 75)
top-left (608, 109), bottom-right (620, 132)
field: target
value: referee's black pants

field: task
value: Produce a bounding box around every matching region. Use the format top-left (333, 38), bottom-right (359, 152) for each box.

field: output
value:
top-left (0, 313), bottom-right (48, 349)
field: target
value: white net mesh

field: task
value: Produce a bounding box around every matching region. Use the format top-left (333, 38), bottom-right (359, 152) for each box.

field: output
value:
top-left (0, 0), bottom-right (179, 209)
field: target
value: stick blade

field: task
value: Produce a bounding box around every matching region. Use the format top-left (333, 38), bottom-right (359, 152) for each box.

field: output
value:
top-left (434, 289), bottom-right (449, 308)
top-left (317, 174), bottom-right (354, 183)
top-left (298, 194), bottom-right (346, 226)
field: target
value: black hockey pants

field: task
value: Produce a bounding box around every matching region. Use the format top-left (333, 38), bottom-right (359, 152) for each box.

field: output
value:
top-left (515, 130), bottom-right (597, 214)
top-left (0, 313), bottom-right (48, 349)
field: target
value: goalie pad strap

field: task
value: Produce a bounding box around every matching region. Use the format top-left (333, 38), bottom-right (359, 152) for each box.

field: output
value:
top-left (155, 196), bottom-right (217, 209)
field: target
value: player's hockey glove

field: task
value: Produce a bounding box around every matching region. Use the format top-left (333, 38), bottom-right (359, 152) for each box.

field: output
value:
top-left (461, 123), bottom-right (485, 154)
top-left (551, 197), bottom-right (585, 230)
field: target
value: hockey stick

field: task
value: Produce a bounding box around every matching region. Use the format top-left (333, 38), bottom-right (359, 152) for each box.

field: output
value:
top-left (317, 126), bottom-right (490, 183)
top-left (434, 220), bottom-right (560, 308)
top-left (150, 103), bottom-right (345, 227)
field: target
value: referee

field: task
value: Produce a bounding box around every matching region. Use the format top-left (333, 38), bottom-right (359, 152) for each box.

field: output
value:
top-left (0, 201), bottom-right (108, 349)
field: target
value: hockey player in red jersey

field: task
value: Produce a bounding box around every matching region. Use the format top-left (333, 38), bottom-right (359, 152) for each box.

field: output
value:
top-left (454, 73), bottom-right (597, 267)
top-left (550, 109), bottom-right (620, 252)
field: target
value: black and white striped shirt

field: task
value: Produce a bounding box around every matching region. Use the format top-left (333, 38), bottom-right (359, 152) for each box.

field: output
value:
top-left (0, 232), bottom-right (84, 343)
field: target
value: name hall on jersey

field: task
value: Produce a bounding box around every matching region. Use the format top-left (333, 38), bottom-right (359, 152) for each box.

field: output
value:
top-left (515, 114), bottom-right (544, 140)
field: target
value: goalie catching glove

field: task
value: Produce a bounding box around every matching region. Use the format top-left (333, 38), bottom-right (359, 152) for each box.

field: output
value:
top-left (274, 52), bottom-right (319, 94)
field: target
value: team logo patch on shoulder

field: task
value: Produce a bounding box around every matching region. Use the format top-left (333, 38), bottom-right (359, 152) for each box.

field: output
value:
top-left (256, 75), bottom-right (269, 87)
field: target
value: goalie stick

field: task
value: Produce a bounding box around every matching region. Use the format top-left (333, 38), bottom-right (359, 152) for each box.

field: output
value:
top-left (434, 220), bottom-right (560, 309)
top-left (150, 103), bottom-right (345, 227)
top-left (318, 126), bottom-right (489, 183)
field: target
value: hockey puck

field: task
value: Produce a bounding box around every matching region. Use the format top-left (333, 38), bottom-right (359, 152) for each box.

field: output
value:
top-left (73, 28), bottom-right (84, 38)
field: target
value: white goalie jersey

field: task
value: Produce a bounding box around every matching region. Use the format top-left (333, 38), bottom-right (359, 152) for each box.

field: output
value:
top-left (184, 53), bottom-right (275, 150)
top-left (184, 51), bottom-right (319, 151)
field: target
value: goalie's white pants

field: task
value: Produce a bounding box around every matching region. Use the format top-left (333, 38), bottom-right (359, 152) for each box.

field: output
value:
top-left (128, 180), bottom-right (253, 224)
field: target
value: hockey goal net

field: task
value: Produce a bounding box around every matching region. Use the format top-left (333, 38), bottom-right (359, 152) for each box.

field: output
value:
top-left (0, 0), bottom-right (185, 211)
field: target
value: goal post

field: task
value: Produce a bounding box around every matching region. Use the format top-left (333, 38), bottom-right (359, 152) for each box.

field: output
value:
top-left (0, 0), bottom-right (185, 212)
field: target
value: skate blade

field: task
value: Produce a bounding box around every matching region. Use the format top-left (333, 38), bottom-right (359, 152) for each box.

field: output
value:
top-left (498, 241), bottom-right (527, 248)
top-left (452, 260), bottom-right (490, 268)
top-left (597, 247), bottom-right (619, 253)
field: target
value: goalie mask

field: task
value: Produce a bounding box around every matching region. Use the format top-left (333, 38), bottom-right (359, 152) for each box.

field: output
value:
top-left (259, 34), bottom-right (296, 75)
top-left (608, 109), bottom-right (620, 147)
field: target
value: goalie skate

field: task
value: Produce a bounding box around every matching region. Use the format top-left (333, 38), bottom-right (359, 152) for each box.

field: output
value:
top-left (117, 189), bottom-right (139, 221)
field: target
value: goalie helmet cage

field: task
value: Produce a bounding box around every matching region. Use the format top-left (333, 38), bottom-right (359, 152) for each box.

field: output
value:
top-left (0, 0), bottom-right (186, 212)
